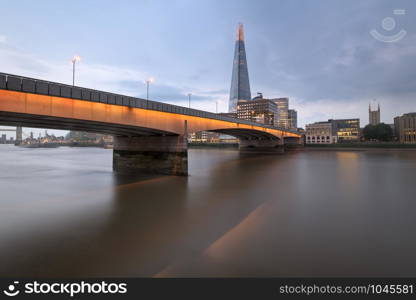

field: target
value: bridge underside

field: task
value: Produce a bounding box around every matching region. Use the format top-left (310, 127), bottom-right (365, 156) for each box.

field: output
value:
top-left (0, 113), bottom-right (303, 176)
top-left (209, 128), bottom-right (280, 140)
top-left (0, 111), bottom-right (174, 137)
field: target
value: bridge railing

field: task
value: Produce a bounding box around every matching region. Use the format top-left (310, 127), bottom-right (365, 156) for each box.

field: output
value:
top-left (0, 72), bottom-right (299, 135)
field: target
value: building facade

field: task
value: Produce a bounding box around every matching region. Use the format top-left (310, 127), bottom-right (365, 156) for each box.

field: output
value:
top-left (237, 95), bottom-right (277, 126)
top-left (394, 113), bottom-right (416, 143)
top-left (188, 131), bottom-right (220, 143)
top-left (331, 118), bottom-right (360, 142)
top-left (288, 109), bottom-right (297, 130)
top-left (369, 103), bottom-right (380, 125)
top-left (229, 24), bottom-right (251, 113)
top-left (271, 98), bottom-right (289, 128)
top-left (305, 118), bottom-right (360, 144)
top-left (305, 122), bottom-right (336, 144)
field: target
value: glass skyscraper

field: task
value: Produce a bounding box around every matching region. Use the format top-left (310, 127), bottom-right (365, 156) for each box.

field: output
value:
top-left (228, 24), bottom-right (251, 113)
top-left (288, 109), bottom-right (298, 129)
top-left (271, 97), bottom-right (289, 128)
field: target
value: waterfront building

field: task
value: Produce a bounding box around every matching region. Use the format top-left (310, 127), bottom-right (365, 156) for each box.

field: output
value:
top-left (305, 118), bottom-right (360, 144)
top-left (229, 24), bottom-right (251, 113)
top-left (237, 93), bottom-right (277, 126)
top-left (188, 131), bottom-right (220, 143)
top-left (288, 109), bottom-right (298, 130)
top-left (331, 118), bottom-right (360, 142)
top-left (394, 113), bottom-right (416, 143)
top-left (305, 121), bottom-right (336, 144)
top-left (219, 135), bottom-right (239, 143)
top-left (369, 103), bottom-right (381, 125)
top-left (66, 131), bottom-right (113, 144)
top-left (271, 97), bottom-right (289, 128)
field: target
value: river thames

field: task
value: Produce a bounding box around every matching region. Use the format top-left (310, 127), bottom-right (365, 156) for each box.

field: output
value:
top-left (0, 145), bottom-right (415, 277)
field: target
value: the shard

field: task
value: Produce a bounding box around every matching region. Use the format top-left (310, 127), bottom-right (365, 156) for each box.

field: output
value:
top-left (229, 23), bottom-right (252, 113)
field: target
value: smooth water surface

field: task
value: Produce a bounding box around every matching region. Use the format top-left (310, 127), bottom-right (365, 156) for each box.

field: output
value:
top-left (0, 145), bottom-right (415, 277)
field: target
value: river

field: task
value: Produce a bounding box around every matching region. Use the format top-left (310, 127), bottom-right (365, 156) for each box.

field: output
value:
top-left (0, 145), bottom-right (415, 277)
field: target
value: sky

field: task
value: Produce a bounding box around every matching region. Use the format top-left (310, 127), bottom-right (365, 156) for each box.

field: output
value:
top-left (0, 0), bottom-right (415, 137)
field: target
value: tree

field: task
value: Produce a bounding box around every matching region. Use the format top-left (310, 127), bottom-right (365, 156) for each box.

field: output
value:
top-left (363, 123), bottom-right (393, 141)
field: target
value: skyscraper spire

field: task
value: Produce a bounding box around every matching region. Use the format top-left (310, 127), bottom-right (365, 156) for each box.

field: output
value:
top-left (236, 23), bottom-right (244, 41)
top-left (229, 23), bottom-right (251, 113)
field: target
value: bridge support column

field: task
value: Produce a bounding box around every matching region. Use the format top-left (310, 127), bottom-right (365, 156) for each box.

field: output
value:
top-left (283, 136), bottom-right (304, 150)
top-left (113, 135), bottom-right (188, 176)
top-left (15, 126), bottom-right (22, 145)
top-left (238, 138), bottom-right (284, 153)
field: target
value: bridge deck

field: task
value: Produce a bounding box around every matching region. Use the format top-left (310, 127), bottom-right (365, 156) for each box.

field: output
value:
top-left (0, 72), bottom-right (299, 137)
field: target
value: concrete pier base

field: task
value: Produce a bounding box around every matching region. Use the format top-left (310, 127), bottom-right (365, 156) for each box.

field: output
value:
top-left (113, 135), bottom-right (188, 176)
top-left (238, 138), bottom-right (284, 153)
top-left (283, 136), bottom-right (304, 150)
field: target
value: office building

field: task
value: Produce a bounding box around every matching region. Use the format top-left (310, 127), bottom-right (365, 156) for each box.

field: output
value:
top-left (271, 97), bottom-right (289, 128)
top-left (237, 94), bottom-right (277, 126)
top-left (305, 118), bottom-right (360, 144)
top-left (331, 118), bottom-right (360, 142)
top-left (305, 122), bottom-right (336, 144)
top-left (394, 113), bottom-right (416, 143)
top-left (288, 109), bottom-right (297, 129)
top-left (188, 131), bottom-right (220, 143)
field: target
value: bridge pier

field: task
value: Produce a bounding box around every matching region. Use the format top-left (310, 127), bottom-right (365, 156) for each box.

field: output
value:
top-left (15, 126), bottom-right (22, 145)
top-left (113, 135), bottom-right (188, 176)
top-left (238, 138), bottom-right (284, 153)
top-left (283, 136), bottom-right (304, 150)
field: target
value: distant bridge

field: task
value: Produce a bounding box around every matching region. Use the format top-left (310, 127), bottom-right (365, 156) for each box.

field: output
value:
top-left (0, 126), bottom-right (22, 143)
top-left (0, 73), bottom-right (302, 175)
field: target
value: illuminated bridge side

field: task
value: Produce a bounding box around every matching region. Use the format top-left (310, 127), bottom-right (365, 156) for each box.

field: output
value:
top-left (0, 73), bottom-right (302, 175)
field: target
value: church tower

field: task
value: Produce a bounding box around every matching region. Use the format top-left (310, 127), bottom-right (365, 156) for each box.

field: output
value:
top-left (369, 102), bottom-right (381, 125)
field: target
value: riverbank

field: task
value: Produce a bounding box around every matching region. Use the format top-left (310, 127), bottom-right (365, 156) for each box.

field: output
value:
top-left (305, 143), bottom-right (416, 150)
top-left (18, 142), bottom-right (112, 149)
top-left (188, 142), bottom-right (238, 148)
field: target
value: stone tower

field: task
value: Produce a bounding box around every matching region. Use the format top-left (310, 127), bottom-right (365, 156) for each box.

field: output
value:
top-left (369, 103), bottom-right (380, 125)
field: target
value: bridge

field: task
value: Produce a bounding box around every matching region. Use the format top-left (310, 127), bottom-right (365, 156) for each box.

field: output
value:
top-left (0, 126), bottom-right (23, 143)
top-left (0, 73), bottom-right (302, 175)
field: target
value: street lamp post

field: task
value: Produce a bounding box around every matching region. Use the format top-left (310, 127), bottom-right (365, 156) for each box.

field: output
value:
top-left (145, 77), bottom-right (155, 108)
top-left (188, 93), bottom-right (192, 109)
top-left (71, 55), bottom-right (81, 86)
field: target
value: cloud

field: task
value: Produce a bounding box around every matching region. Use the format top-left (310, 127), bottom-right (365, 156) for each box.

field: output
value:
top-left (1, 0), bottom-right (416, 131)
top-left (0, 40), bottom-right (218, 106)
top-left (0, 37), bottom-right (229, 136)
